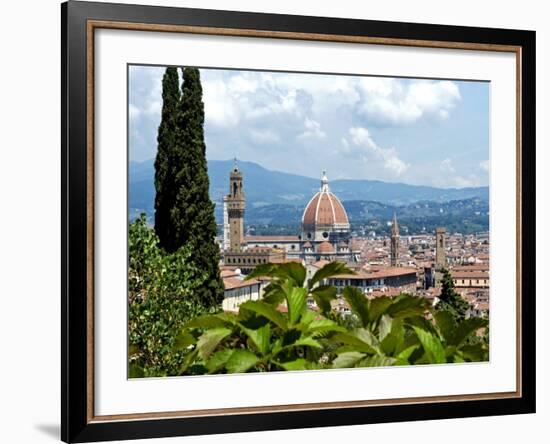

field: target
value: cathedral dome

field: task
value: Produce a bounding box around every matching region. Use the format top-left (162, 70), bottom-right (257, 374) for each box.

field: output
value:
top-left (302, 171), bottom-right (349, 229)
top-left (317, 241), bottom-right (335, 254)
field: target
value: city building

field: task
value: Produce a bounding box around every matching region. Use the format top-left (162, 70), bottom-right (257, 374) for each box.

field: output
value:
top-left (222, 165), bottom-right (359, 268)
top-left (220, 269), bottom-right (264, 312)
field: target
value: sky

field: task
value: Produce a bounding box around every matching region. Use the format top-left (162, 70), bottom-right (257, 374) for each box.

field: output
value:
top-left (129, 65), bottom-right (489, 188)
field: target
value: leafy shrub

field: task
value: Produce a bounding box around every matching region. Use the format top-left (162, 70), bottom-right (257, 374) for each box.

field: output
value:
top-left (128, 214), bottom-right (216, 377)
top-left (173, 262), bottom-right (488, 375)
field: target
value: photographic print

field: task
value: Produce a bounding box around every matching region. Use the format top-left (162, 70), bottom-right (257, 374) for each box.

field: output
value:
top-left (62, 4), bottom-right (535, 440)
top-left (127, 65), bottom-right (490, 378)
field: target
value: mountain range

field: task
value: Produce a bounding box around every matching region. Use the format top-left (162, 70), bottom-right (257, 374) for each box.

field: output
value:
top-left (129, 159), bottom-right (489, 229)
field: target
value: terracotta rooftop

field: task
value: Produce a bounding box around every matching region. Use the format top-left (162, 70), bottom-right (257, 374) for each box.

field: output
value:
top-left (451, 271), bottom-right (489, 279)
top-left (332, 267), bottom-right (417, 280)
top-left (302, 181), bottom-right (349, 228)
top-left (223, 276), bottom-right (260, 290)
top-left (245, 235), bottom-right (300, 242)
top-left (452, 264), bottom-right (490, 272)
top-left (311, 259), bottom-right (331, 269)
top-left (317, 241), bottom-right (335, 254)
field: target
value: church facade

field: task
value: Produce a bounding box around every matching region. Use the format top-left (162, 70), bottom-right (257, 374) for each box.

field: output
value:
top-left (222, 164), bottom-right (359, 269)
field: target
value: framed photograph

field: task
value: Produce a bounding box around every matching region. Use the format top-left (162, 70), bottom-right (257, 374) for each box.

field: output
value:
top-left (61, 1), bottom-right (535, 442)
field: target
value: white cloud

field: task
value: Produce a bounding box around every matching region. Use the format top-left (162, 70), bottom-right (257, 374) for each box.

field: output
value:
top-left (441, 158), bottom-right (456, 173)
top-left (357, 78), bottom-right (461, 125)
top-left (433, 158), bottom-right (484, 188)
top-left (128, 104), bottom-right (141, 120)
top-left (298, 117), bottom-right (326, 140)
top-left (479, 160), bottom-right (490, 172)
top-left (249, 129), bottom-right (280, 144)
top-left (349, 127), bottom-right (409, 176)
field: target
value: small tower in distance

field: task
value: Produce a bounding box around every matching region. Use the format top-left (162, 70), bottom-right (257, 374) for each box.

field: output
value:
top-left (226, 159), bottom-right (245, 252)
top-left (435, 227), bottom-right (446, 270)
top-left (390, 212), bottom-right (400, 267)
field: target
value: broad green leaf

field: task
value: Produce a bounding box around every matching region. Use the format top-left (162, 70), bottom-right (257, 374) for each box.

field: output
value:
top-left (240, 323), bottom-right (271, 355)
top-left (275, 262), bottom-right (307, 287)
top-left (378, 314), bottom-right (393, 341)
top-left (369, 297), bottom-right (393, 323)
top-left (333, 351), bottom-right (365, 368)
top-left (306, 319), bottom-right (346, 337)
top-left (381, 319), bottom-right (404, 355)
top-left (434, 310), bottom-right (455, 343)
top-left (331, 332), bottom-right (378, 354)
top-left (173, 331), bottom-right (196, 351)
top-left (342, 286), bottom-right (369, 327)
top-left (205, 349), bottom-right (234, 373)
top-left (387, 295), bottom-right (430, 319)
top-left (261, 282), bottom-right (286, 306)
top-left (453, 354), bottom-right (466, 363)
top-left (293, 336), bottom-right (322, 349)
top-left (308, 262), bottom-right (355, 289)
top-left (406, 315), bottom-right (440, 337)
top-left (358, 355), bottom-right (397, 368)
top-left (239, 300), bottom-right (287, 329)
top-left (244, 263), bottom-right (278, 280)
top-left (286, 286), bottom-right (308, 325)
top-left (277, 358), bottom-right (319, 371)
top-left (395, 344), bottom-right (419, 363)
top-left (225, 349), bottom-right (259, 373)
top-left (196, 328), bottom-right (233, 360)
top-left (355, 328), bottom-right (381, 352)
top-left (310, 285), bottom-right (338, 315)
top-left (299, 309), bottom-right (316, 326)
top-left (413, 327), bottom-right (446, 364)
top-left (450, 317), bottom-right (488, 347)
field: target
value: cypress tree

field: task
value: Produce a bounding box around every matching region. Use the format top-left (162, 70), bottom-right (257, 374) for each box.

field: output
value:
top-left (154, 67), bottom-right (180, 249)
top-left (436, 268), bottom-right (470, 325)
top-left (169, 67), bottom-right (224, 306)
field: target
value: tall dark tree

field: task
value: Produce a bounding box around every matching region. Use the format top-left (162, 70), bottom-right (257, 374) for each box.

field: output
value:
top-left (168, 67), bottom-right (224, 306)
top-left (436, 268), bottom-right (469, 325)
top-left (154, 67), bottom-right (180, 249)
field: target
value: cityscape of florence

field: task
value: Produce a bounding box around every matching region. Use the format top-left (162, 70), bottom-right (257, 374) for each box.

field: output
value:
top-left (127, 65), bottom-right (490, 378)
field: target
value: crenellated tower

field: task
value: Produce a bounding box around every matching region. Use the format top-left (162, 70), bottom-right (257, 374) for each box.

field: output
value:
top-left (390, 212), bottom-right (400, 267)
top-left (435, 227), bottom-right (446, 270)
top-left (226, 159), bottom-right (245, 252)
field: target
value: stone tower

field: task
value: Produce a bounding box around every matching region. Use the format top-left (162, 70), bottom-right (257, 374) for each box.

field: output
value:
top-left (390, 212), bottom-right (400, 267)
top-left (435, 227), bottom-right (446, 269)
top-left (226, 159), bottom-right (245, 252)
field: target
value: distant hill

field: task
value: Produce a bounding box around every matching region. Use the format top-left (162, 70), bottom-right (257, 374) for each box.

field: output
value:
top-left (245, 198), bottom-right (489, 234)
top-left (129, 159), bottom-right (489, 225)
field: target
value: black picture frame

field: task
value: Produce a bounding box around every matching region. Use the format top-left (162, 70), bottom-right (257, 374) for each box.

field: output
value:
top-left (61, 1), bottom-right (536, 442)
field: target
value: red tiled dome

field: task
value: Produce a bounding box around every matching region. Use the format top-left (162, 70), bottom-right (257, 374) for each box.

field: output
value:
top-left (302, 171), bottom-right (349, 228)
top-left (317, 241), bottom-right (335, 254)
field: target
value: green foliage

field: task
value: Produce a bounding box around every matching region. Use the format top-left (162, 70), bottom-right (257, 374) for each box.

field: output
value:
top-left (153, 66), bottom-right (223, 308)
top-left (128, 214), bottom-right (214, 377)
top-left (436, 268), bottom-right (470, 325)
top-left (173, 262), bottom-right (488, 375)
top-left (154, 67), bottom-right (180, 251)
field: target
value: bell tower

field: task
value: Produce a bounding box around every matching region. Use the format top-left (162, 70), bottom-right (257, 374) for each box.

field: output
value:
top-left (390, 212), bottom-right (400, 267)
top-left (435, 227), bottom-right (446, 270)
top-left (226, 159), bottom-right (245, 252)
